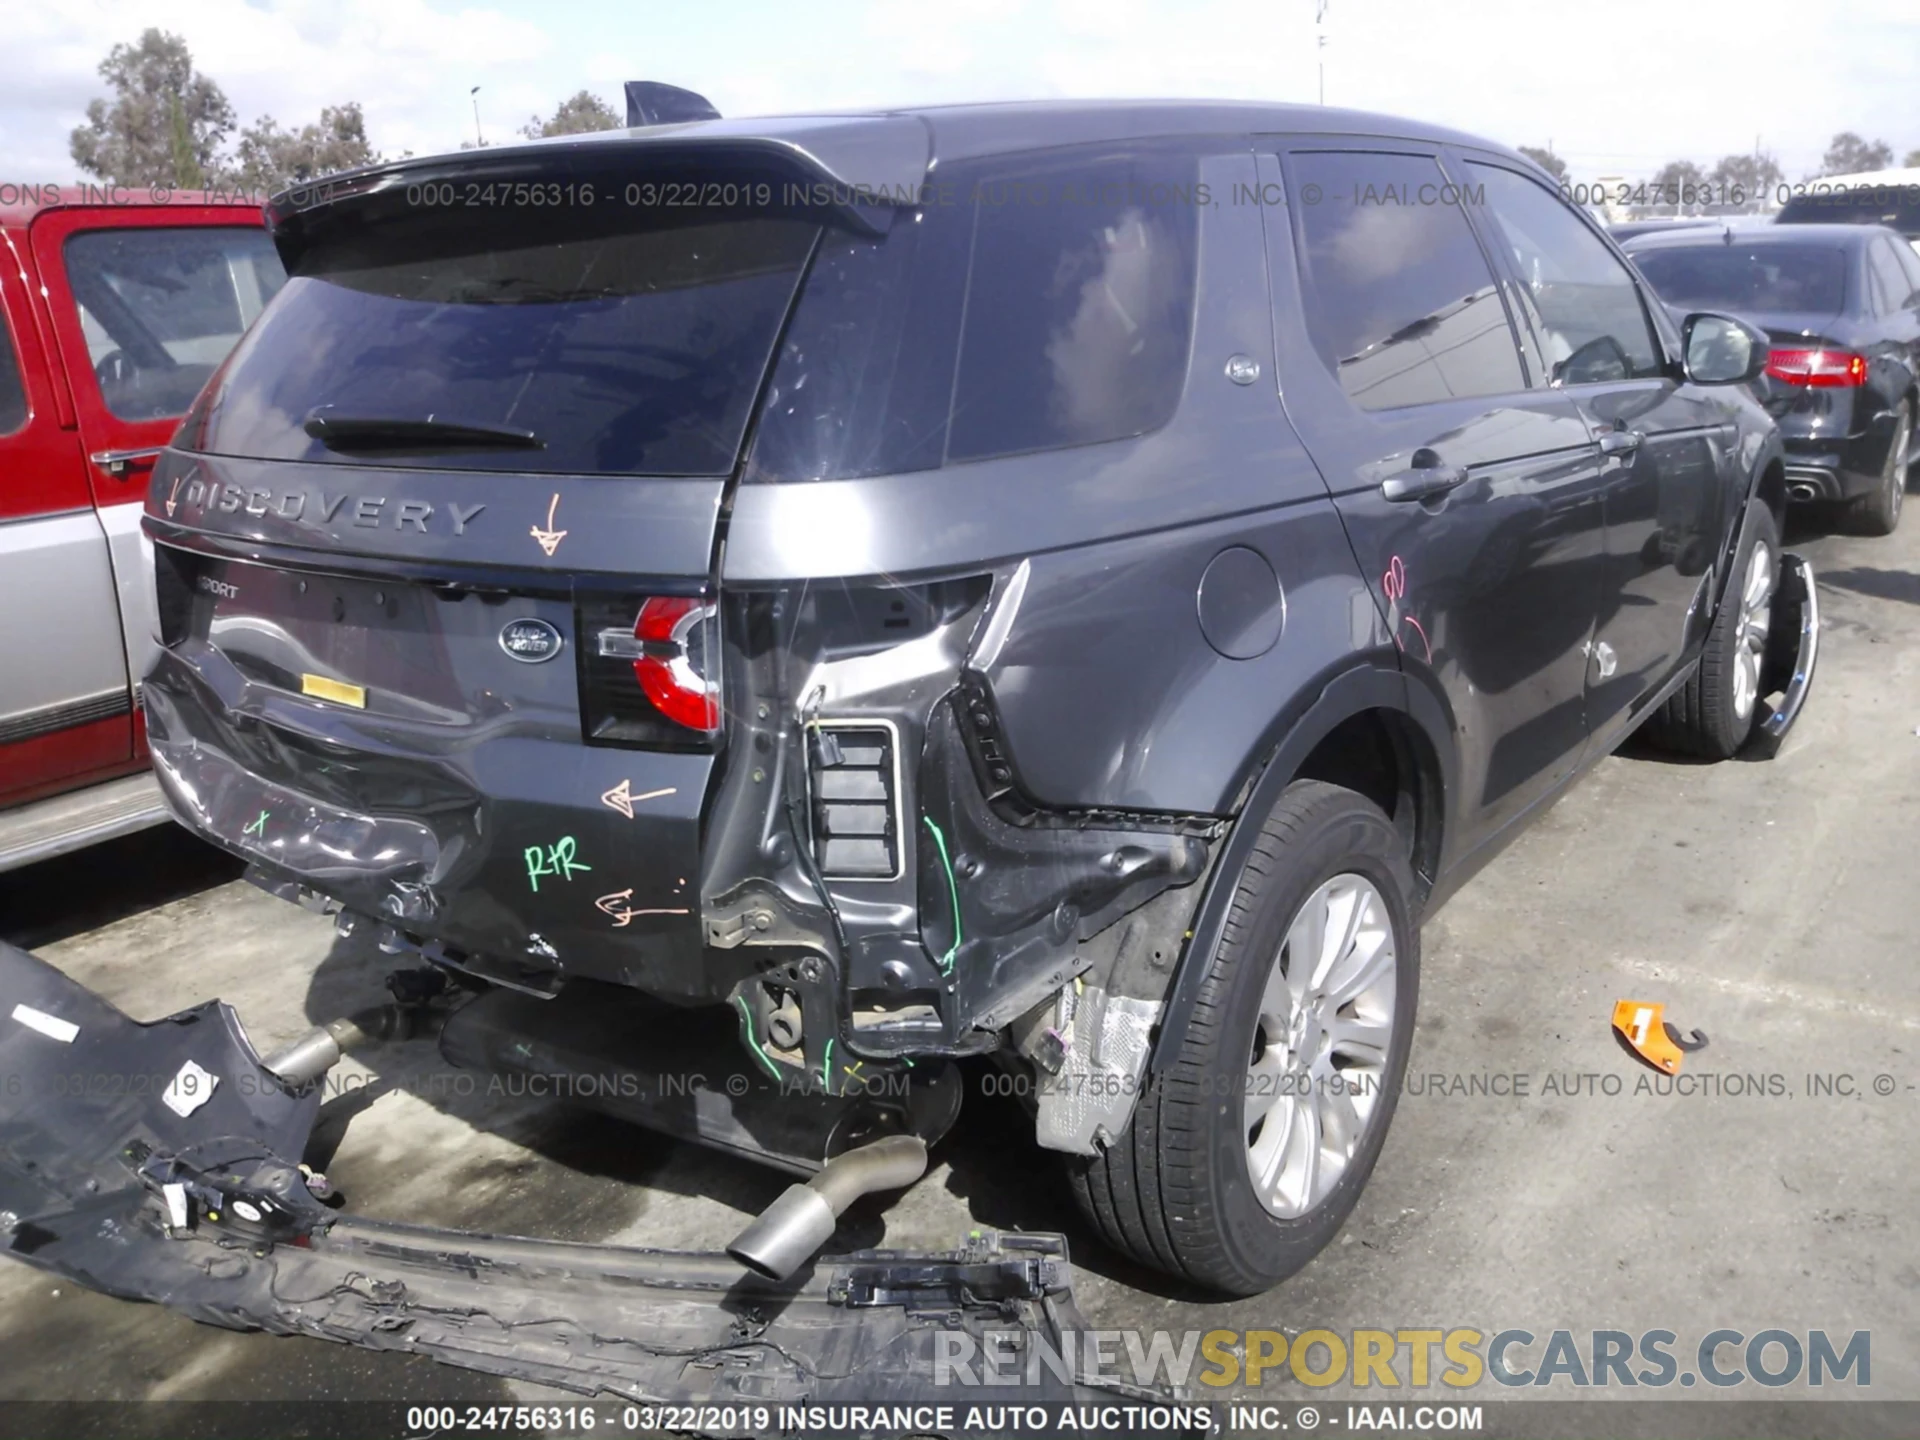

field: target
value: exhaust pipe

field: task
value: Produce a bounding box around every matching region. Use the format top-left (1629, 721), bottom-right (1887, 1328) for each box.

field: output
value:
top-left (726, 1134), bottom-right (928, 1281)
top-left (260, 1006), bottom-right (423, 1087)
top-left (1787, 482), bottom-right (1817, 502)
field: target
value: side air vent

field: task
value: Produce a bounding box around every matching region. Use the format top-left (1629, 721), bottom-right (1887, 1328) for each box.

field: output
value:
top-left (808, 720), bottom-right (901, 880)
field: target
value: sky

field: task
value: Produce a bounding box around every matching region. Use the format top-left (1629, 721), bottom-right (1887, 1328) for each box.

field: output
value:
top-left (4, 0), bottom-right (1919, 187)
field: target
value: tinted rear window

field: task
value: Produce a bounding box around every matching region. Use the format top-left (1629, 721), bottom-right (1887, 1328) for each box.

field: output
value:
top-left (190, 203), bottom-right (819, 476)
top-left (747, 145), bottom-right (1200, 481)
top-left (1631, 244), bottom-right (1849, 314)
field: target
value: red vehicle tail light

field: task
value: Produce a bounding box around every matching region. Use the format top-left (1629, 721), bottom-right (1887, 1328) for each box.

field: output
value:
top-left (576, 594), bottom-right (721, 746)
top-left (1763, 348), bottom-right (1867, 387)
top-left (629, 597), bottom-right (721, 734)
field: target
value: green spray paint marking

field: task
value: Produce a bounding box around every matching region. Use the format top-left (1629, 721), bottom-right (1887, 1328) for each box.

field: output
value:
top-left (524, 836), bottom-right (590, 892)
top-left (731, 994), bottom-right (783, 1080)
top-left (921, 815), bottom-right (962, 973)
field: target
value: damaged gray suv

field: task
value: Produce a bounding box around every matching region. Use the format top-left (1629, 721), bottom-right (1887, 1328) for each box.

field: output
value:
top-left (6, 98), bottom-right (1817, 1313)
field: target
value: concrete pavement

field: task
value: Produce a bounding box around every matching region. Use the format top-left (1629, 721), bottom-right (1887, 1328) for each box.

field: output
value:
top-left (1, 503), bottom-right (1915, 1412)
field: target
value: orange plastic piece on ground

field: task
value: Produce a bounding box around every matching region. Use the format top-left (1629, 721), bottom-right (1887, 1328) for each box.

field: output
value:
top-left (1612, 999), bottom-right (1687, 1074)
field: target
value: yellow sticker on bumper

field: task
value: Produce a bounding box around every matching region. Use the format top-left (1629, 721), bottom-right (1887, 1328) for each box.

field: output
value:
top-left (300, 673), bottom-right (366, 708)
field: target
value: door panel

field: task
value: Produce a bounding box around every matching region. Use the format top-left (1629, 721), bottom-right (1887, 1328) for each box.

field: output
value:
top-left (1577, 383), bottom-right (1730, 726)
top-left (28, 207), bottom-right (284, 763)
top-left (1455, 158), bottom-right (1736, 729)
top-left (1259, 148), bottom-right (1608, 867)
top-left (31, 210), bottom-right (284, 505)
top-left (0, 239), bottom-right (131, 802)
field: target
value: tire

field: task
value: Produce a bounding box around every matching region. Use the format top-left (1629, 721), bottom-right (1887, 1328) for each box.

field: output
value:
top-left (1067, 780), bottom-right (1418, 1295)
top-left (1846, 400), bottom-right (1909, 537)
top-left (1647, 496), bottom-right (1779, 760)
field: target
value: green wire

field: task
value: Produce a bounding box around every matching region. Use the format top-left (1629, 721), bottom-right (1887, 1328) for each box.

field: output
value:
top-left (731, 994), bottom-right (783, 1080)
top-left (922, 815), bottom-right (962, 974)
top-left (820, 1037), bottom-right (834, 1094)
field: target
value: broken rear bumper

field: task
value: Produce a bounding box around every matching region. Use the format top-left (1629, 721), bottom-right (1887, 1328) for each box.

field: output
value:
top-left (0, 941), bottom-right (1169, 1426)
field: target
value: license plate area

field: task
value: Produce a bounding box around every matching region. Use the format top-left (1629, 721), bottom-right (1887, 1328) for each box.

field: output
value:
top-left (159, 550), bottom-right (572, 726)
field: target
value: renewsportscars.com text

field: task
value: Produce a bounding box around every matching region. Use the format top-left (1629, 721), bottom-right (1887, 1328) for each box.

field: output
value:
top-left (934, 1327), bottom-right (1870, 1390)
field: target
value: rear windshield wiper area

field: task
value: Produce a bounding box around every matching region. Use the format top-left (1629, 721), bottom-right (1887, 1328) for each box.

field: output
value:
top-left (303, 409), bottom-right (545, 454)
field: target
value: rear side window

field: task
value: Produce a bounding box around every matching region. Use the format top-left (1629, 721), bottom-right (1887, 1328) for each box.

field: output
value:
top-left (1630, 244), bottom-right (1850, 315)
top-left (192, 202), bottom-right (820, 476)
top-left (747, 145), bottom-right (1200, 481)
top-left (948, 154), bottom-right (1198, 461)
top-left (0, 308), bottom-right (25, 435)
top-left (1286, 150), bottom-right (1524, 411)
top-left (63, 227), bottom-right (285, 421)
top-left (1465, 163), bottom-right (1663, 386)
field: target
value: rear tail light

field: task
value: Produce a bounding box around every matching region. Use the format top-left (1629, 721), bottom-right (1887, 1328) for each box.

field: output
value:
top-left (1764, 348), bottom-right (1867, 387)
top-left (576, 594), bottom-right (721, 747)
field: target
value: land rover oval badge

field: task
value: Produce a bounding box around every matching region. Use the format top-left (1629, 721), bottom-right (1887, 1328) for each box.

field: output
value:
top-left (499, 618), bottom-right (564, 663)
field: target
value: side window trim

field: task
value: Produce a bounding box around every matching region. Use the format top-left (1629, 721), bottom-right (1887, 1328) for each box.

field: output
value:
top-left (1274, 140), bottom-right (1534, 412)
top-left (1435, 147), bottom-right (1548, 388)
top-left (1449, 152), bottom-right (1674, 390)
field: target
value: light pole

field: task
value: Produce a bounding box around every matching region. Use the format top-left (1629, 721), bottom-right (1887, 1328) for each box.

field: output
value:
top-left (1316, 1), bottom-right (1329, 106)
top-left (470, 86), bottom-right (484, 148)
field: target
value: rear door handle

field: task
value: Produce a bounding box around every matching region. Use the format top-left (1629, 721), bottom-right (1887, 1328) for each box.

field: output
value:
top-left (1596, 429), bottom-right (1642, 456)
top-left (90, 447), bottom-right (163, 479)
top-left (1381, 461), bottom-right (1470, 503)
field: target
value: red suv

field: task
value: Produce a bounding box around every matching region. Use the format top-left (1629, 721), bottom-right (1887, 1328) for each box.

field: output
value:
top-left (0, 187), bottom-right (284, 869)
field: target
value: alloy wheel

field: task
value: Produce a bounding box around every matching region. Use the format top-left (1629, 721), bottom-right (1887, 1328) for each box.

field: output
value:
top-left (1886, 414), bottom-right (1910, 528)
top-left (1246, 874), bottom-right (1397, 1218)
top-left (1731, 540), bottom-right (1775, 722)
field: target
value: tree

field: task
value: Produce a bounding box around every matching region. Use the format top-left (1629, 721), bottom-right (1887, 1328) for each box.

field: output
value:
top-left (1706, 151), bottom-right (1783, 211)
top-left (1518, 146), bottom-right (1568, 183)
top-left (69, 29), bottom-right (235, 188)
top-left (229, 103), bottom-right (380, 192)
top-left (1903, 148), bottom-right (1920, 169)
top-left (1647, 159), bottom-right (1709, 213)
top-left (521, 91), bottom-right (621, 139)
top-left (1818, 132), bottom-right (1894, 177)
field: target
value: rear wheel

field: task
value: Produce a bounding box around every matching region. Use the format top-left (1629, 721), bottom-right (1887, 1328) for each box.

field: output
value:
top-left (1846, 400), bottom-right (1910, 537)
top-left (1067, 780), bottom-right (1418, 1295)
top-left (1647, 497), bottom-right (1778, 760)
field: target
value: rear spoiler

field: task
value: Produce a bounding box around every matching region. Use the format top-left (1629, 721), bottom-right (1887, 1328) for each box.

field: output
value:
top-left (263, 112), bottom-right (932, 264)
top-left (625, 81), bottom-right (721, 127)
top-left (0, 941), bottom-right (1173, 1425)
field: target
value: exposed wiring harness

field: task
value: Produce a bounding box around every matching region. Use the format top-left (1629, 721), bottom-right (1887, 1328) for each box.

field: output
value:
top-left (921, 814), bottom-right (962, 974)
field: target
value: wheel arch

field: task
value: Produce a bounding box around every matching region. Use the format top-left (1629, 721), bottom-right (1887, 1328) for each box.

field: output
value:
top-left (1148, 662), bottom-right (1454, 1075)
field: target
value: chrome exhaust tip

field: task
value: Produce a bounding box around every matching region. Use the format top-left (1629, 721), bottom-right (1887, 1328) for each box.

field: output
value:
top-left (726, 1134), bottom-right (928, 1281)
top-left (259, 1005), bottom-right (427, 1087)
top-left (1787, 482), bottom-right (1818, 503)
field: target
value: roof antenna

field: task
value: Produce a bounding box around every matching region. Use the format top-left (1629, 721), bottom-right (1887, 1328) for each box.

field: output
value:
top-left (624, 82), bottom-right (721, 128)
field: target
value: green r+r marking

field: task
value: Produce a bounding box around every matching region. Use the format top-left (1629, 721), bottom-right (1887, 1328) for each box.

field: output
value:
top-left (524, 836), bottom-right (590, 892)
